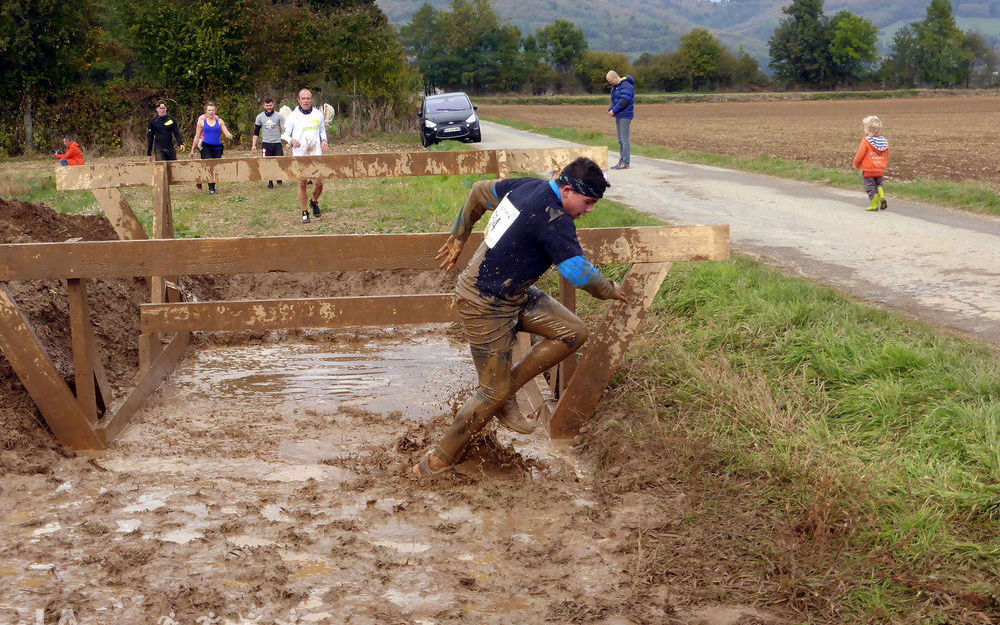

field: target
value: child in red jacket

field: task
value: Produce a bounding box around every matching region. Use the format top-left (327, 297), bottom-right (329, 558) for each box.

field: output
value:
top-left (852, 115), bottom-right (888, 211)
top-left (54, 136), bottom-right (85, 166)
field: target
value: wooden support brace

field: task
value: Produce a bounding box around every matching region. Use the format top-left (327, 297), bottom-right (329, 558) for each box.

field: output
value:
top-left (67, 278), bottom-right (113, 421)
top-left (0, 283), bottom-right (103, 449)
top-left (549, 262), bottom-right (673, 439)
top-left (513, 333), bottom-right (553, 424)
top-left (91, 188), bottom-right (147, 240)
top-left (99, 330), bottom-right (190, 443)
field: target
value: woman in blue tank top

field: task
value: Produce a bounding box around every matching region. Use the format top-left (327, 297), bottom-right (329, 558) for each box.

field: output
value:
top-left (190, 101), bottom-right (233, 194)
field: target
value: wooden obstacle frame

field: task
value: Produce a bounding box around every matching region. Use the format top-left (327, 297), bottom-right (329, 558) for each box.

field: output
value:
top-left (0, 147), bottom-right (729, 450)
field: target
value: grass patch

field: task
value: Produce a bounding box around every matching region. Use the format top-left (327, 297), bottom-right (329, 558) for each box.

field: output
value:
top-left (587, 255), bottom-right (1000, 622)
top-left (485, 117), bottom-right (1000, 216)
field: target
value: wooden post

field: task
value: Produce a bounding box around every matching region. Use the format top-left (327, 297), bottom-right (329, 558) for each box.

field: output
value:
top-left (68, 279), bottom-right (97, 420)
top-left (67, 278), bottom-right (114, 421)
top-left (549, 262), bottom-right (672, 439)
top-left (140, 163), bottom-right (173, 372)
top-left (0, 283), bottom-right (102, 449)
top-left (557, 276), bottom-right (577, 395)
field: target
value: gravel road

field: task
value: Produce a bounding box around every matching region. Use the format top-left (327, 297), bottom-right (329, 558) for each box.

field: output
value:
top-left (477, 120), bottom-right (1000, 347)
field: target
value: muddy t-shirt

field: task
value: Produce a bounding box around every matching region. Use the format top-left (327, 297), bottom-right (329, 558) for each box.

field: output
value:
top-left (456, 177), bottom-right (583, 304)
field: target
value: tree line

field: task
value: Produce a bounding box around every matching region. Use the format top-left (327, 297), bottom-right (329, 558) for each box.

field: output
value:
top-left (0, 0), bottom-right (418, 155)
top-left (770, 0), bottom-right (996, 88)
top-left (403, 0), bottom-right (996, 95)
top-left (1, 0), bottom-right (996, 156)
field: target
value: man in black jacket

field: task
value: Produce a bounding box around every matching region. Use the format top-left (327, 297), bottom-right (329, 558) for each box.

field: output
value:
top-left (146, 101), bottom-right (185, 162)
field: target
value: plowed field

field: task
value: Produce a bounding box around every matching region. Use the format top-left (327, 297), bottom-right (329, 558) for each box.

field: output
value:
top-left (483, 95), bottom-right (1000, 186)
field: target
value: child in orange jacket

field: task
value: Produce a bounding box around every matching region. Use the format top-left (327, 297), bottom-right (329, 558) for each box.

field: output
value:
top-left (54, 136), bottom-right (85, 166)
top-left (852, 115), bottom-right (888, 211)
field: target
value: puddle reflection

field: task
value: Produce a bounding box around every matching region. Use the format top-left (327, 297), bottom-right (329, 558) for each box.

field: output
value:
top-left (169, 336), bottom-right (475, 420)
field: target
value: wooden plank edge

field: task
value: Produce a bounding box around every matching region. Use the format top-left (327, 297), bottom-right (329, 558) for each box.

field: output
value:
top-left (0, 226), bottom-right (728, 281)
top-left (140, 294), bottom-right (459, 333)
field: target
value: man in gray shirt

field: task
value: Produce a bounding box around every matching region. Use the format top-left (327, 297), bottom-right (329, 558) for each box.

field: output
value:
top-left (251, 97), bottom-right (285, 189)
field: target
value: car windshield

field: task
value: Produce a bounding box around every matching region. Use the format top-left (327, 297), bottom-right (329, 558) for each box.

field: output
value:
top-left (426, 96), bottom-right (471, 114)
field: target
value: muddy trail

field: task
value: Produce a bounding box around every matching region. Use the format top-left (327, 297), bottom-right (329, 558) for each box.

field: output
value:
top-left (0, 200), bottom-right (784, 624)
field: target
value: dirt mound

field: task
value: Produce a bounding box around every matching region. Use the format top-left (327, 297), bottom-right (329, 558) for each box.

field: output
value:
top-left (0, 198), bottom-right (148, 467)
top-left (0, 197), bottom-right (118, 243)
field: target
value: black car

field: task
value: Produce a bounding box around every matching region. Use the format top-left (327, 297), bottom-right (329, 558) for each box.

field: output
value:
top-left (418, 92), bottom-right (481, 147)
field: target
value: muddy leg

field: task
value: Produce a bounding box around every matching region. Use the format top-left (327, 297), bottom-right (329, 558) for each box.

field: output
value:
top-left (433, 348), bottom-right (512, 465)
top-left (510, 289), bottom-right (588, 391)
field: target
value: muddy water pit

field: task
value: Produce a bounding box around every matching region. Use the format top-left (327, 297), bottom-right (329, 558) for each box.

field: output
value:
top-left (1, 328), bottom-right (685, 625)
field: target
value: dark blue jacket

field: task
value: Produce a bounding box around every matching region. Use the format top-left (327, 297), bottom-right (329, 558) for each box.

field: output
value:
top-left (609, 75), bottom-right (635, 119)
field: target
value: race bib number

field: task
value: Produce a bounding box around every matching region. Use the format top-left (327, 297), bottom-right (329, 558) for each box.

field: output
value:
top-left (484, 196), bottom-right (520, 248)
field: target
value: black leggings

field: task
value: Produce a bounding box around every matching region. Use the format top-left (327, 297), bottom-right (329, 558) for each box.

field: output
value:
top-left (200, 144), bottom-right (224, 191)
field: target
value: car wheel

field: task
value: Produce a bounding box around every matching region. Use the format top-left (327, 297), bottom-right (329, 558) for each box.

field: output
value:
top-left (470, 130), bottom-right (482, 143)
top-left (421, 133), bottom-right (429, 148)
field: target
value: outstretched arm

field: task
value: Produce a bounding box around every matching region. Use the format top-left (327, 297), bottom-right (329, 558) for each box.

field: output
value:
top-left (435, 179), bottom-right (502, 271)
top-left (449, 180), bottom-right (500, 240)
top-left (556, 256), bottom-right (628, 303)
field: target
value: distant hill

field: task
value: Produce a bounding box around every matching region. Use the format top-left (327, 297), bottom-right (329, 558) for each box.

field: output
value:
top-left (377, 0), bottom-right (1000, 67)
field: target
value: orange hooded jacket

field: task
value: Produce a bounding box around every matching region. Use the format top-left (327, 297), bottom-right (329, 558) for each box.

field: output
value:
top-left (56, 141), bottom-right (85, 166)
top-left (852, 135), bottom-right (888, 177)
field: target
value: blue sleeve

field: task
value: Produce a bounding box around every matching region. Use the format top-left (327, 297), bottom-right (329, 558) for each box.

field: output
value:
top-left (556, 255), bottom-right (603, 287)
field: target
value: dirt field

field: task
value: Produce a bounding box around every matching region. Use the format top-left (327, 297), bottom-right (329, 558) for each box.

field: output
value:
top-left (483, 95), bottom-right (1000, 187)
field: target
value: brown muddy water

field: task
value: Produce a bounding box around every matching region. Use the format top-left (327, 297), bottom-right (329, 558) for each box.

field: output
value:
top-left (2, 328), bottom-right (670, 625)
top-left (1, 326), bottom-right (781, 625)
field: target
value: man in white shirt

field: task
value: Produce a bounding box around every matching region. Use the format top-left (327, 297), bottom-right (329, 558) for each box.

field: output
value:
top-left (281, 88), bottom-right (329, 224)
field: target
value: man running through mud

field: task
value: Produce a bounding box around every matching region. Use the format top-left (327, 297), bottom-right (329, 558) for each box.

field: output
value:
top-left (414, 157), bottom-right (628, 478)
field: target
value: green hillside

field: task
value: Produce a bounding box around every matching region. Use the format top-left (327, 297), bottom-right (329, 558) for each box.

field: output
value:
top-left (377, 0), bottom-right (1000, 65)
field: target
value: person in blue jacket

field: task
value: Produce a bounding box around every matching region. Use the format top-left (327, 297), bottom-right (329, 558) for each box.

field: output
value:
top-left (413, 157), bottom-right (628, 479)
top-left (606, 70), bottom-right (635, 170)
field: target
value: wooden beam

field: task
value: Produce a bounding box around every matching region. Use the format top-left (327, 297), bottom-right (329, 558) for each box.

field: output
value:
top-left (54, 148), bottom-right (603, 190)
top-left (99, 330), bottom-right (190, 443)
top-left (502, 146), bottom-right (609, 174)
top-left (0, 283), bottom-right (103, 449)
top-left (91, 188), bottom-right (147, 240)
top-left (56, 150), bottom-right (510, 189)
top-left (549, 262), bottom-right (673, 439)
top-left (141, 294), bottom-right (459, 333)
top-left (56, 162), bottom-right (151, 191)
top-left (0, 226), bottom-right (729, 281)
